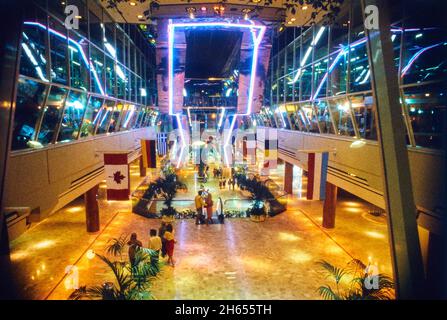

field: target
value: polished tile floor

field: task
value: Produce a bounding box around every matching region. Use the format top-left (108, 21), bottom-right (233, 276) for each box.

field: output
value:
top-left (9, 161), bottom-right (393, 300)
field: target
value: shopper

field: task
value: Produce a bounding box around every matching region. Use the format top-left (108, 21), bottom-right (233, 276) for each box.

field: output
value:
top-left (195, 190), bottom-right (205, 225)
top-left (127, 233), bottom-right (143, 266)
top-left (164, 224), bottom-right (177, 267)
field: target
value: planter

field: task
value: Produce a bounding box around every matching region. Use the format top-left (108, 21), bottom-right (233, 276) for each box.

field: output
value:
top-left (250, 214), bottom-right (266, 222)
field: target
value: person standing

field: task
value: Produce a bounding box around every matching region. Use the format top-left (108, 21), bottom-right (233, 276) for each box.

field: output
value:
top-left (127, 233), bottom-right (143, 266)
top-left (159, 222), bottom-right (167, 258)
top-left (195, 190), bottom-right (205, 225)
top-left (148, 229), bottom-right (162, 265)
top-left (164, 224), bottom-right (177, 267)
top-left (205, 191), bottom-right (214, 225)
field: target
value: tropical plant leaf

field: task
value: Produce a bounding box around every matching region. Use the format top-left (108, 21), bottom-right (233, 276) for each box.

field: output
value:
top-left (106, 234), bottom-right (128, 257)
top-left (317, 285), bottom-right (341, 300)
top-left (317, 260), bottom-right (346, 284)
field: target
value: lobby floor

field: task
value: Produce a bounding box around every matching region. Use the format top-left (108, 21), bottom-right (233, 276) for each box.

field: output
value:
top-left (9, 161), bottom-right (393, 300)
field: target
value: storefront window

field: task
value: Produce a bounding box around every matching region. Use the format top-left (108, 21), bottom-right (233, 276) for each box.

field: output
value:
top-left (38, 86), bottom-right (68, 145)
top-left (90, 45), bottom-right (104, 94)
top-left (57, 90), bottom-right (88, 142)
top-left (12, 78), bottom-right (48, 150)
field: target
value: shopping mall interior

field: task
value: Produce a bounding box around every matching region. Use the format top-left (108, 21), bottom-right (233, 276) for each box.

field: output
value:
top-left (0, 0), bottom-right (446, 301)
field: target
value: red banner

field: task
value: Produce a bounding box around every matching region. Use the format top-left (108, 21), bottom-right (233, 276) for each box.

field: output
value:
top-left (104, 153), bottom-right (129, 201)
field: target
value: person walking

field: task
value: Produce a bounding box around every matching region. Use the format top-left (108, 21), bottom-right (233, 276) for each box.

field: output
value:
top-left (205, 191), bottom-right (214, 225)
top-left (164, 224), bottom-right (176, 267)
top-left (195, 190), bottom-right (205, 225)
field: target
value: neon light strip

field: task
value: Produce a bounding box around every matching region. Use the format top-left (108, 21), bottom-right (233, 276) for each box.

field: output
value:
top-left (168, 21), bottom-right (265, 116)
top-left (401, 43), bottom-right (443, 78)
top-left (217, 107), bottom-right (225, 129)
top-left (175, 113), bottom-right (187, 169)
top-left (24, 21), bottom-right (105, 95)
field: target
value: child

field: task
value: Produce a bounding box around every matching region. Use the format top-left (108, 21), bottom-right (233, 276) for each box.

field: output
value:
top-left (148, 229), bottom-right (162, 265)
top-left (164, 224), bottom-right (177, 267)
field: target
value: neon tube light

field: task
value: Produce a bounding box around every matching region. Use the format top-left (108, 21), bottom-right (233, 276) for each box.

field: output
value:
top-left (24, 21), bottom-right (105, 95)
top-left (217, 107), bottom-right (225, 129)
top-left (401, 43), bottom-right (443, 78)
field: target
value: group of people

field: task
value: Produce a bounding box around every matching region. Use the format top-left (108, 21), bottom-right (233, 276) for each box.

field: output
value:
top-left (194, 187), bottom-right (214, 225)
top-left (127, 222), bottom-right (177, 267)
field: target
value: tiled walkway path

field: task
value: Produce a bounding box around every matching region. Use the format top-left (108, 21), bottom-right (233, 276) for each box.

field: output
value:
top-left (9, 162), bottom-right (393, 300)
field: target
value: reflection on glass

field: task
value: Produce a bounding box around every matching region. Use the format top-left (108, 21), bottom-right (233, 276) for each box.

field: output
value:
top-left (90, 46), bottom-right (104, 94)
top-left (328, 98), bottom-right (356, 136)
top-left (109, 103), bottom-right (124, 132)
top-left (313, 59), bottom-right (328, 99)
top-left (38, 86), bottom-right (68, 145)
top-left (350, 95), bottom-right (377, 140)
top-left (329, 52), bottom-right (347, 96)
top-left (80, 96), bottom-right (103, 138)
top-left (21, 23), bottom-right (48, 81)
top-left (300, 66), bottom-right (312, 101)
top-left (12, 78), bottom-right (48, 150)
top-left (97, 100), bottom-right (115, 134)
top-left (315, 100), bottom-right (334, 134)
top-left (405, 84), bottom-right (446, 149)
top-left (69, 42), bottom-right (89, 91)
top-left (300, 103), bottom-right (319, 133)
top-left (49, 21), bottom-right (68, 85)
top-left (57, 90), bottom-right (88, 142)
top-left (105, 56), bottom-right (115, 96)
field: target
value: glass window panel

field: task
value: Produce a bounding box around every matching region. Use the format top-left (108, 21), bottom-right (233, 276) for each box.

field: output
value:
top-left (313, 59), bottom-right (328, 99)
top-left (278, 50), bottom-right (285, 78)
top-left (12, 78), bottom-right (48, 150)
top-left (405, 83), bottom-right (446, 149)
top-left (328, 98), bottom-right (356, 136)
top-left (315, 100), bottom-right (334, 134)
top-left (38, 86), bottom-right (68, 145)
top-left (116, 63), bottom-right (126, 99)
top-left (120, 104), bottom-right (137, 131)
top-left (90, 45), bottom-right (105, 94)
top-left (286, 44), bottom-right (294, 75)
top-left (88, 11), bottom-right (103, 48)
top-left (285, 74), bottom-right (294, 102)
top-left (330, 13), bottom-right (349, 54)
top-left (57, 90), bottom-right (88, 142)
top-left (329, 52), bottom-right (348, 96)
top-left (80, 96), bottom-right (103, 138)
top-left (97, 100), bottom-right (115, 134)
top-left (300, 65), bottom-right (312, 101)
top-left (49, 19), bottom-right (68, 85)
top-left (68, 0), bottom-right (88, 37)
top-left (116, 27), bottom-right (125, 65)
top-left (402, 29), bottom-right (447, 85)
top-left (314, 27), bottom-right (328, 61)
top-left (300, 103), bottom-right (319, 133)
top-left (68, 39), bottom-right (89, 91)
top-left (108, 102), bottom-right (124, 132)
top-left (350, 95), bottom-right (377, 140)
top-left (21, 20), bottom-right (49, 81)
top-left (278, 77), bottom-right (285, 104)
top-left (105, 56), bottom-right (115, 96)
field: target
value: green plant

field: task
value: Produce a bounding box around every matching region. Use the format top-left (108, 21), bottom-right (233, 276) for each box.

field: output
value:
top-left (236, 174), bottom-right (274, 216)
top-left (153, 172), bottom-right (186, 217)
top-left (69, 235), bottom-right (160, 300)
top-left (317, 259), bottom-right (394, 300)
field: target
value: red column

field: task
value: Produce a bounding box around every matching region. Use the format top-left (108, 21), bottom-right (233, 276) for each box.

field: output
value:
top-left (322, 182), bottom-right (337, 229)
top-left (139, 155), bottom-right (146, 177)
top-left (284, 162), bottom-right (293, 194)
top-left (85, 185), bottom-right (100, 233)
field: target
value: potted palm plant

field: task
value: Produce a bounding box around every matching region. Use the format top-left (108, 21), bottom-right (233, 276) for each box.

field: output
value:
top-left (69, 235), bottom-right (160, 300)
top-left (153, 172), bottom-right (185, 223)
top-left (317, 259), bottom-right (394, 300)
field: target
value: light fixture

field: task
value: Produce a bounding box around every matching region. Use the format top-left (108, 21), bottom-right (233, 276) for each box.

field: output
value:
top-left (137, 14), bottom-right (144, 19)
top-left (129, 1), bottom-right (136, 6)
top-left (201, 6), bottom-right (207, 12)
top-left (350, 139), bottom-right (367, 149)
top-left (242, 8), bottom-right (252, 20)
top-left (86, 249), bottom-right (96, 260)
top-left (302, 5), bottom-right (308, 10)
top-left (186, 7), bottom-right (196, 19)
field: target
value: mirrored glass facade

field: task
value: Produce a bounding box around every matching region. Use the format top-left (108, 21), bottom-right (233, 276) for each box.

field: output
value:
top-left (263, 1), bottom-right (447, 150)
top-left (12, 0), bottom-right (158, 151)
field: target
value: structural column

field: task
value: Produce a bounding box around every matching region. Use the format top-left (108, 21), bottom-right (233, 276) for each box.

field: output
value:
top-left (0, 0), bottom-right (24, 299)
top-left (85, 185), bottom-right (100, 233)
top-left (284, 162), bottom-right (293, 195)
top-left (362, 0), bottom-right (425, 298)
top-left (322, 182), bottom-right (337, 229)
top-left (139, 155), bottom-right (146, 177)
